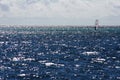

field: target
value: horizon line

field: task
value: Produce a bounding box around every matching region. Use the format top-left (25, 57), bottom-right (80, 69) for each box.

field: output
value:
top-left (0, 24), bottom-right (120, 27)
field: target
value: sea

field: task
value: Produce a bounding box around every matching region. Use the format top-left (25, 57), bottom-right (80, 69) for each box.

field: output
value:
top-left (0, 26), bottom-right (120, 80)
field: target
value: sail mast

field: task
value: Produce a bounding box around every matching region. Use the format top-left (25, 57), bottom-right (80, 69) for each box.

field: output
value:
top-left (95, 19), bottom-right (99, 30)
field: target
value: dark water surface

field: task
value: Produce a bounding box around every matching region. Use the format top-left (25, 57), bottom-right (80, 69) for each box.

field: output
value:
top-left (0, 27), bottom-right (120, 80)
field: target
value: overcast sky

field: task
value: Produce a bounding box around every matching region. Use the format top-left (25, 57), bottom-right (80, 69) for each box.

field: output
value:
top-left (0, 0), bottom-right (120, 25)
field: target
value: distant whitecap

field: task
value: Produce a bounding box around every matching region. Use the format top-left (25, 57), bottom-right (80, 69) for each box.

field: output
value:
top-left (0, 41), bottom-right (4, 44)
top-left (92, 58), bottom-right (106, 63)
top-left (12, 57), bottom-right (20, 61)
top-left (38, 60), bottom-right (47, 64)
top-left (45, 62), bottom-right (55, 66)
top-left (23, 58), bottom-right (35, 61)
top-left (82, 51), bottom-right (99, 55)
top-left (117, 51), bottom-right (120, 53)
top-left (18, 74), bottom-right (26, 77)
top-left (75, 64), bottom-right (80, 67)
top-left (115, 66), bottom-right (120, 69)
top-left (44, 62), bottom-right (64, 67)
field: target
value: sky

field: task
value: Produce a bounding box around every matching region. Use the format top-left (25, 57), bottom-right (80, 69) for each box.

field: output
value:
top-left (0, 0), bottom-right (120, 25)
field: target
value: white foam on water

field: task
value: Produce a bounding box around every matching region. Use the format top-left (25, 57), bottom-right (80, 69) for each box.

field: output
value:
top-left (0, 41), bottom-right (4, 44)
top-left (12, 57), bottom-right (20, 61)
top-left (57, 64), bottom-right (64, 67)
top-left (60, 44), bottom-right (68, 47)
top-left (38, 60), bottom-right (47, 63)
top-left (0, 66), bottom-right (5, 70)
top-left (96, 58), bottom-right (105, 61)
top-left (18, 74), bottom-right (26, 77)
top-left (117, 51), bottom-right (120, 53)
top-left (45, 62), bottom-right (55, 66)
top-left (23, 58), bottom-right (35, 61)
top-left (21, 41), bottom-right (31, 44)
top-left (38, 60), bottom-right (47, 64)
top-left (44, 62), bottom-right (64, 67)
top-left (74, 58), bottom-right (79, 61)
top-left (12, 56), bottom-right (25, 61)
top-left (92, 58), bottom-right (106, 63)
top-left (117, 77), bottom-right (120, 79)
top-left (51, 50), bottom-right (60, 54)
top-left (21, 63), bottom-right (27, 66)
top-left (112, 57), bottom-right (116, 59)
top-left (82, 51), bottom-right (99, 55)
top-left (37, 52), bottom-right (44, 55)
top-left (115, 66), bottom-right (120, 69)
top-left (75, 64), bottom-right (80, 67)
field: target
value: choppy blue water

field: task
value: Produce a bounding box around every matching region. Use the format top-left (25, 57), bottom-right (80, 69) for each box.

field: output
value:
top-left (0, 27), bottom-right (120, 80)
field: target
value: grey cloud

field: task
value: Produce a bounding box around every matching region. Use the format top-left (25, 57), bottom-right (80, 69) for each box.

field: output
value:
top-left (26, 0), bottom-right (59, 5)
top-left (26, 0), bottom-right (40, 4)
top-left (0, 3), bottom-right (10, 12)
top-left (113, 5), bottom-right (120, 9)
